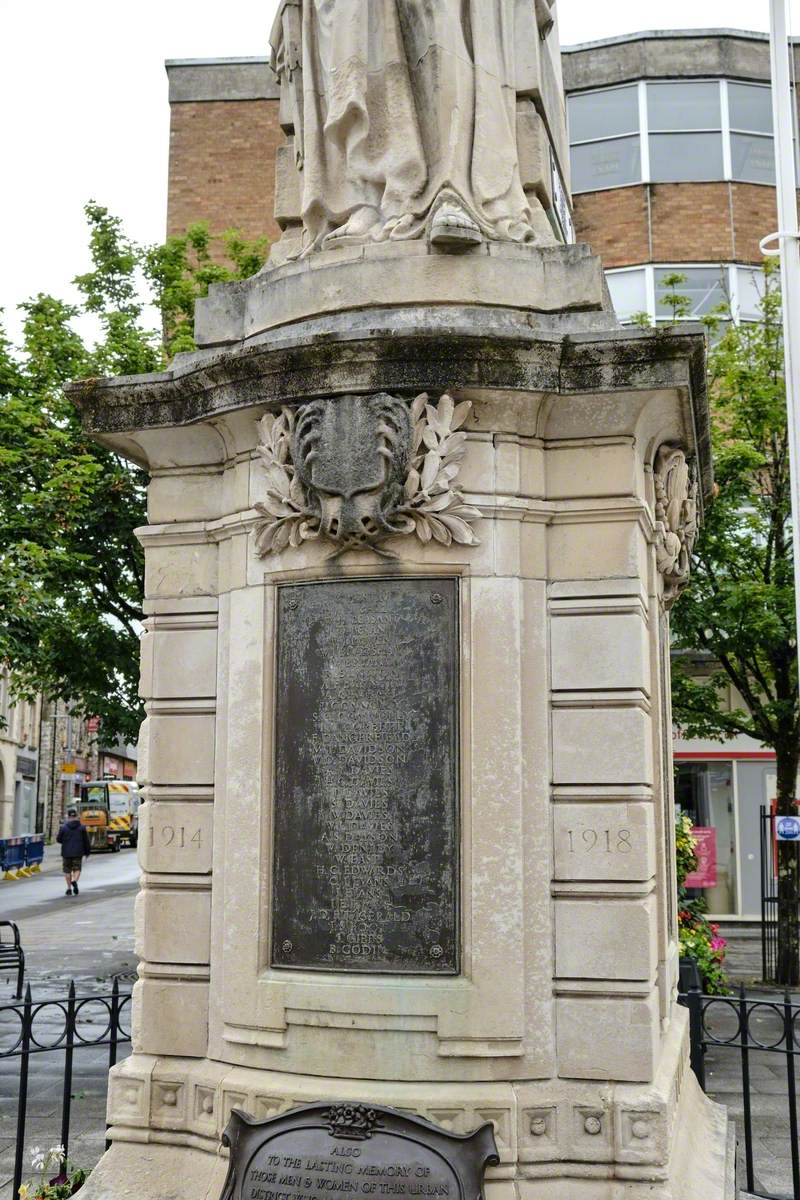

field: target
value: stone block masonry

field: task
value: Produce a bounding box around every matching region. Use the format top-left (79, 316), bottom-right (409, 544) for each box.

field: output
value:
top-left (69, 17), bottom-right (733, 1197)
top-left (70, 260), bottom-right (731, 1195)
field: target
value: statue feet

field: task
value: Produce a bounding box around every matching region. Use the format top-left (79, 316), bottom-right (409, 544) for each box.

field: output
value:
top-left (429, 202), bottom-right (482, 251)
top-left (323, 206), bottom-right (381, 249)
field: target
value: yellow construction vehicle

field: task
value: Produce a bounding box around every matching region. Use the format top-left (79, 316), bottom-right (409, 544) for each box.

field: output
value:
top-left (80, 779), bottom-right (140, 849)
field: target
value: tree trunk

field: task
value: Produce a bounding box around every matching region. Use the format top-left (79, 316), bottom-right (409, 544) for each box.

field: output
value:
top-left (775, 743), bottom-right (800, 987)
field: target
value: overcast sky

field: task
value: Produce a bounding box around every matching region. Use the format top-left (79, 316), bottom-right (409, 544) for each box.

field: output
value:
top-left (1, 0), bottom-right (798, 344)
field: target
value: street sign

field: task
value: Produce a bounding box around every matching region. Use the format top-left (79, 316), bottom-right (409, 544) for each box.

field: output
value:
top-left (776, 816), bottom-right (800, 841)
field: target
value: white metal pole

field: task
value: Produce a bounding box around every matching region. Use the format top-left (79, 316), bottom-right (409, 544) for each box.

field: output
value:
top-left (766, 0), bottom-right (800, 659)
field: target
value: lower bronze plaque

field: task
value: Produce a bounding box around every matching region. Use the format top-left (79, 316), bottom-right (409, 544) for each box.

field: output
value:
top-left (272, 577), bottom-right (459, 973)
top-left (220, 1103), bottom-right (498, 1200)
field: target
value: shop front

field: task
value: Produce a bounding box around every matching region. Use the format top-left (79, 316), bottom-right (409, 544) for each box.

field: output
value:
top-left (674, 736), bottom-right (777, 919)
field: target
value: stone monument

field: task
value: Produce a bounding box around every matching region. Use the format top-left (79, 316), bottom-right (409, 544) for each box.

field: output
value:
top-left (70, 3), bottom-right (733, 1197)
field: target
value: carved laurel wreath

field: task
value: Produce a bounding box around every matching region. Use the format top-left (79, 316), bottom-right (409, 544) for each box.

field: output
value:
top-left (254, 392), bottom-right (481, 555)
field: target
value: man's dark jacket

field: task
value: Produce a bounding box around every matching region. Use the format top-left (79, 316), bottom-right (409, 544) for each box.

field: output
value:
top-left (56, 818), bottom-right (91, 859)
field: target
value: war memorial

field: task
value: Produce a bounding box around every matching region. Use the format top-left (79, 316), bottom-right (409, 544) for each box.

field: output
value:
top-left (70, 1), bottom-right (733, 1196)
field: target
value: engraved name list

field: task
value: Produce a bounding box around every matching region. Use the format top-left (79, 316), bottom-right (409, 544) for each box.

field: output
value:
top-left (272, 578), bottom-right (459, 973)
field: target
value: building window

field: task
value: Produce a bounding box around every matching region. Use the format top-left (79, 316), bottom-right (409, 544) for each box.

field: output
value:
top-left (606, 263), bottom-right (764, 325)
top-left (569, 79), bottom-right (778, 192)
top-left (675, 757), bottom-right (778, 918)
top-left (729, 82), bottom-right (776, 184)
top-left (648, 81), bottom-right (724, 183)
top-left (676, 761), bottom-right (737, 916)
top-left (735, 265), bottom-right (765, 321)
top-left (605, 267), bottom-right (648, 322)
top-left (568, 85), bottom-right (641, 192)
top-left (655, 266), bottom-right (727, 320)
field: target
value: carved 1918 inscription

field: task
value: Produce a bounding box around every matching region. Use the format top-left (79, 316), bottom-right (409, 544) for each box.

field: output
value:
top-left (272, 578), bottom-right (459, 974)
top-left (219, 1104), bottom-right (498, 1200)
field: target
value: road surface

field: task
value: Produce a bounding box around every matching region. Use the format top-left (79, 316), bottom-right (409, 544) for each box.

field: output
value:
top-left (0, 846), bottom-right (139, 1196)
top-left (1, 846), bottom-right (139, 924)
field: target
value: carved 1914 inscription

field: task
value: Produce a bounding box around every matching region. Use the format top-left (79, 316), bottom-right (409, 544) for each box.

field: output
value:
top-left (219, 1104), bottom-right (498, 1200)
top-left (272, 578), bottom-right (459, 974)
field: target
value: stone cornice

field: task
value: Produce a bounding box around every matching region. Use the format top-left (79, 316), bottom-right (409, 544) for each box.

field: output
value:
top-left (68, 318), bottom-right (711, 503)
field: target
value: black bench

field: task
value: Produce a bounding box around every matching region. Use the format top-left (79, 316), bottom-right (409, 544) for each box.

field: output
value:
top-left (0, 921), bottom-right (25, 999)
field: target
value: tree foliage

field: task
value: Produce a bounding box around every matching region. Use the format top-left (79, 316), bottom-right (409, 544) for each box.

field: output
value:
top-left (669, 262), bottom-right (798, 984)
top-left (143, 223), bottom-right (267, 357)
top-left (0, 204), bottom-right (267, 742)
top-left (671, 263), bottom-right (799, 807)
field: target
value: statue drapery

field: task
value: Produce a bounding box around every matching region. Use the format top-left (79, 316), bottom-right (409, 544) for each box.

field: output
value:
top-left (270, 0), bottom-right (544, 252)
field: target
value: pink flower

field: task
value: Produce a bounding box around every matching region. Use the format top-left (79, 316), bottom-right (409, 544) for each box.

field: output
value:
top-left (710, 937), bottom-right (726, 951)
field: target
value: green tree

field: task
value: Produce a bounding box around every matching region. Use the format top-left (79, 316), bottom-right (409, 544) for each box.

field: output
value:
top-left (143, 222), bottom-right (267, 356)
top-left (0, 204), bottom-right (267, 744)
top-left (670, 262), bottom-right (800, 985)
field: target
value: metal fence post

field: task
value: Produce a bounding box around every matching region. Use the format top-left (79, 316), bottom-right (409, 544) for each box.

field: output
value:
top-left (108, 977), bottom-right (120, 1071)
top-left (784, 988), bottom-right (800, 1200)
top-left (106, 978), bottom-right (120, 1152)
top-left (761, 804), bottom-right (769, 982)
top-left (60, 980), bottom-right (76, 1162)
top-left (738, 985), bottom-right (755, 1195)
top-left (686, 986), bottom-right (706, 1091)
top-left (13, 985), bottom-right (33, 1199)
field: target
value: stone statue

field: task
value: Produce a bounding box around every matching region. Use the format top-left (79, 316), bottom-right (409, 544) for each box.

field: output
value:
top-left (270, 0), bottom-right (552, 253)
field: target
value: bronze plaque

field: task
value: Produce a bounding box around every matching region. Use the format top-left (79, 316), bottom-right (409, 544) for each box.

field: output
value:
top-left (220, 1103), bottom-right (498, 1200)
top-left (272, 577), bottom-right (459, 973)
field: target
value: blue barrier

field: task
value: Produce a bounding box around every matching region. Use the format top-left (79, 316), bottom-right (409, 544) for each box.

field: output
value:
top-left (2, 838), bottom-right (26, 880)
top-left (24, 835), bottom-right (44, 872)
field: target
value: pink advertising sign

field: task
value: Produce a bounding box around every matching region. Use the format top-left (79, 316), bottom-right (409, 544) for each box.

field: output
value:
top-left (683, 826), bottom-right (717, 889)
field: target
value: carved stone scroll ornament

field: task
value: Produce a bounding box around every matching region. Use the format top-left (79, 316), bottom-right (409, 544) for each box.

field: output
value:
top-left (254, 392), bottom-right (481, 556)
top-left (653, 444), bottom-right (699, 607)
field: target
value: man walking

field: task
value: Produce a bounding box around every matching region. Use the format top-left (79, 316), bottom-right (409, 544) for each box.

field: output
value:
top-left (56, 807), bottom-right (91, 896)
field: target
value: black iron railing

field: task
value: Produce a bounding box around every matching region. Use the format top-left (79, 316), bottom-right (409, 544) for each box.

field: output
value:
top-left (0, 980), bottom-right (132, 1197)
top-left (760, 806), bottom-right (800, 985)
top-left (682, 986), bottom-right (800, 1200)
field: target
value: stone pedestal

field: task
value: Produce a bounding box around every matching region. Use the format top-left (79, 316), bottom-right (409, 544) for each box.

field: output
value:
top-left (71, 241), bottom-right (731, 1200)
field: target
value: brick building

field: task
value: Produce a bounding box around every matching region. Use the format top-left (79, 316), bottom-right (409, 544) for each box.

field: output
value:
top-left (163, 29), bottom-right (799, 922)
top-left (36, 703), bottom-right (138, 841)
top-left (562, 28), bottom-right (800, 924)
top-left (166, 58), bottom-right (282, 247)
top-left (0, 669), bottom-right (41, 838)
top-left (563, 29), bottom-right (799, 325)
top-left (165, 30), bottom-right (799, 314)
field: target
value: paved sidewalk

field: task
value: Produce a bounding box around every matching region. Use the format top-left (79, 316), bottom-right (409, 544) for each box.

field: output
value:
top-left (720, 923), bottom-right (771, 989)
top-left (0, 852), bottom-right (138, 1198)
